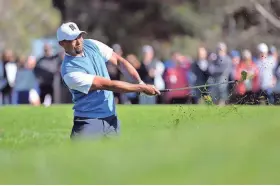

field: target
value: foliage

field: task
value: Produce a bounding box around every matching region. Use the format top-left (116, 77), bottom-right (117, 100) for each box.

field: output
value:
top-left (0, 0), bottom-right (61, 55)
top-left (2, 0), bottom-right (280, 58)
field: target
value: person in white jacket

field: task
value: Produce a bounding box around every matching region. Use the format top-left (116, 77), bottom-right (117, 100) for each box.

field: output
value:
top-left (256, 43), bottom-right (277, 104)
top-left (138, 45), bottom-right (165, 104)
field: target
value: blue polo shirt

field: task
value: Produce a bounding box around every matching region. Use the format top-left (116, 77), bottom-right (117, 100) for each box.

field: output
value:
top-left (61, 39), bottom-right (115, 118)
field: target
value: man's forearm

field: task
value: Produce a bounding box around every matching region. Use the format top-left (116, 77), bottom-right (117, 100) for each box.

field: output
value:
top-left (108, 80), bottom-right (144, 93)
top-left (88, 75), bottom-right (158, 95)
top-left (117, 57), bottom-right (143, 84)
top-left (91, 78), bottom-right (144, 93)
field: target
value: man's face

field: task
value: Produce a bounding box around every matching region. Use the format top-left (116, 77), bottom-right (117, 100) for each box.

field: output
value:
top-left (2, 50), bottom-right (14, 62)
top-left (242, 53), bottom-right (251, 62)
top-left (60, 34), bottom-right (84, 55)
top-left (259, 51), bottom-right (268, 59)
top-left (232, 56), bottom-right (240, 65)
top-left (218, 48), bottom-right (227, 56)
top-left (44, 44), bottom-right (52, 57)
top-left (143, 50), bottom-right (154, 62)
top-left (26, 56), bottom-right (36, 69)
top-left (116, 50), bottom-right (123, 56)
top-left (217, 43), bottom-right (227, 56)
top-left (198, 47), bottom-right (207, 60)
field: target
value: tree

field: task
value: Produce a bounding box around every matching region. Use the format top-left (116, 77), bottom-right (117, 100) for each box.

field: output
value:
top-left (52, 0), bottom-right (280, 59)
top-left (0, 0), bottom-right (61, 55)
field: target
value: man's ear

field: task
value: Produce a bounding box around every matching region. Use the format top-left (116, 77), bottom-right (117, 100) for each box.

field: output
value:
top-left (58, 41), bottom-right (63, 47)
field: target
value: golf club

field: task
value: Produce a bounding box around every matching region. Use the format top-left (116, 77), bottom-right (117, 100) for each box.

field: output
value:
top-left (160, 70), bottom-right (248, 93)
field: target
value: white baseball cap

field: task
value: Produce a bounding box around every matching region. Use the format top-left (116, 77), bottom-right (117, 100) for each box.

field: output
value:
top-left (257, 43), bottom-right (268, 53)
top-left (56, 22), bottom-right (86, 42)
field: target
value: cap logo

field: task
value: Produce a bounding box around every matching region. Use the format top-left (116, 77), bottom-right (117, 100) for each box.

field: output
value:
top-left (69, 24), bottom-right (76, 31)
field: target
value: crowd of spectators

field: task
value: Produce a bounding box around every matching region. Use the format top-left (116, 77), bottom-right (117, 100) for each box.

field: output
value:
top-left (1, 41), bottom-right (280, 106)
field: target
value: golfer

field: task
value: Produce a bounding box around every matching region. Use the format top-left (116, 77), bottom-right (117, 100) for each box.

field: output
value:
top-left (57, 22), bottom-right (160, 139)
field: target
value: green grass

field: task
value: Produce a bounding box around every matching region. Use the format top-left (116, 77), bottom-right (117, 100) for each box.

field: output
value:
top-left (0, 104), bottom-right (280, 184)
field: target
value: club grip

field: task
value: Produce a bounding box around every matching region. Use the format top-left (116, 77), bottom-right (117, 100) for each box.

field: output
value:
top-left (160, 89), bottom-right (170, 92)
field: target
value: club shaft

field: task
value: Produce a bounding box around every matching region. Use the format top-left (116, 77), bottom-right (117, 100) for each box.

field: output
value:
top-left (160, 80), bottom-right (238, 92)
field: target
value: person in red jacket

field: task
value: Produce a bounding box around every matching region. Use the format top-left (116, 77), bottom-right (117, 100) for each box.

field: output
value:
top-left (234, 49), bottom-right (260, 104)
top-left (163, 52), bottom-right (191, 104)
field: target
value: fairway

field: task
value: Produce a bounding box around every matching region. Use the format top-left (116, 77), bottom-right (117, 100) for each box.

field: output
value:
top-left (0, 105), bottom-right (280, 184)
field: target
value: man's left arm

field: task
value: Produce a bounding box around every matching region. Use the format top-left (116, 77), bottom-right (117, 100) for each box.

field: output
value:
top-left (89, 39), bottom-right (144, 84)
top-left (109, 52), bottom-right (143, 84)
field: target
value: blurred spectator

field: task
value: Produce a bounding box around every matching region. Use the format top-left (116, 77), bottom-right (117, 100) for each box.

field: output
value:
top-left (34, 43), bottom-right (60, 105)
top-left (0, 58), bottom-right (5, 105)
top-left (163, 52), bottom-right (191, 104)
top-left (228, 50), bottom-right (241, 103)
top-left (274, 58), bottom-right (280, 105)
top-left (269, 46), bottom-right (279, 63)
top-left (127, 54), bottom-right (141, 70)
top-left (208, 42), bottom-right (232, 105)
top-left (58, 50), bottom-right (72, 104)
top-left (107, 44), bottom-right (122, 104)
top-left (271, 46), bottom-right (280, 104)
top-left (14, 56), bottom-right (40, 105)
top-left (0, 49), bottom-right (17, 105)
top-left (138, 45), bottom-right (162, 104)
top-left (233, 50), bottom-right (260, 104)
top-left (256, 43), bottom-right (277, 105)
top-left (154, 56), bottom-right (165, 104)
top-left (122, 54), bottom-right (141, 104)
top-left (230, 50), bottom-right (241, 80)
top-left (154, 57), bottom-right (165, 91)
top-left (191, 46), bottom-right (210, 104)
top-left (0, 54), bottom-right (6, 105)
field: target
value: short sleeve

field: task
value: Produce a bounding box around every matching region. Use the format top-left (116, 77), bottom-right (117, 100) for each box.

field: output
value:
top-left (63, 72), bottom-right (95, 94)
top-left (89, 39), bottom-right (113, 62)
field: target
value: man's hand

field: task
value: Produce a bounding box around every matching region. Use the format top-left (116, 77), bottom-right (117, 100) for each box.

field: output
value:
top-left (140, 84), bottom-right (161, 96)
